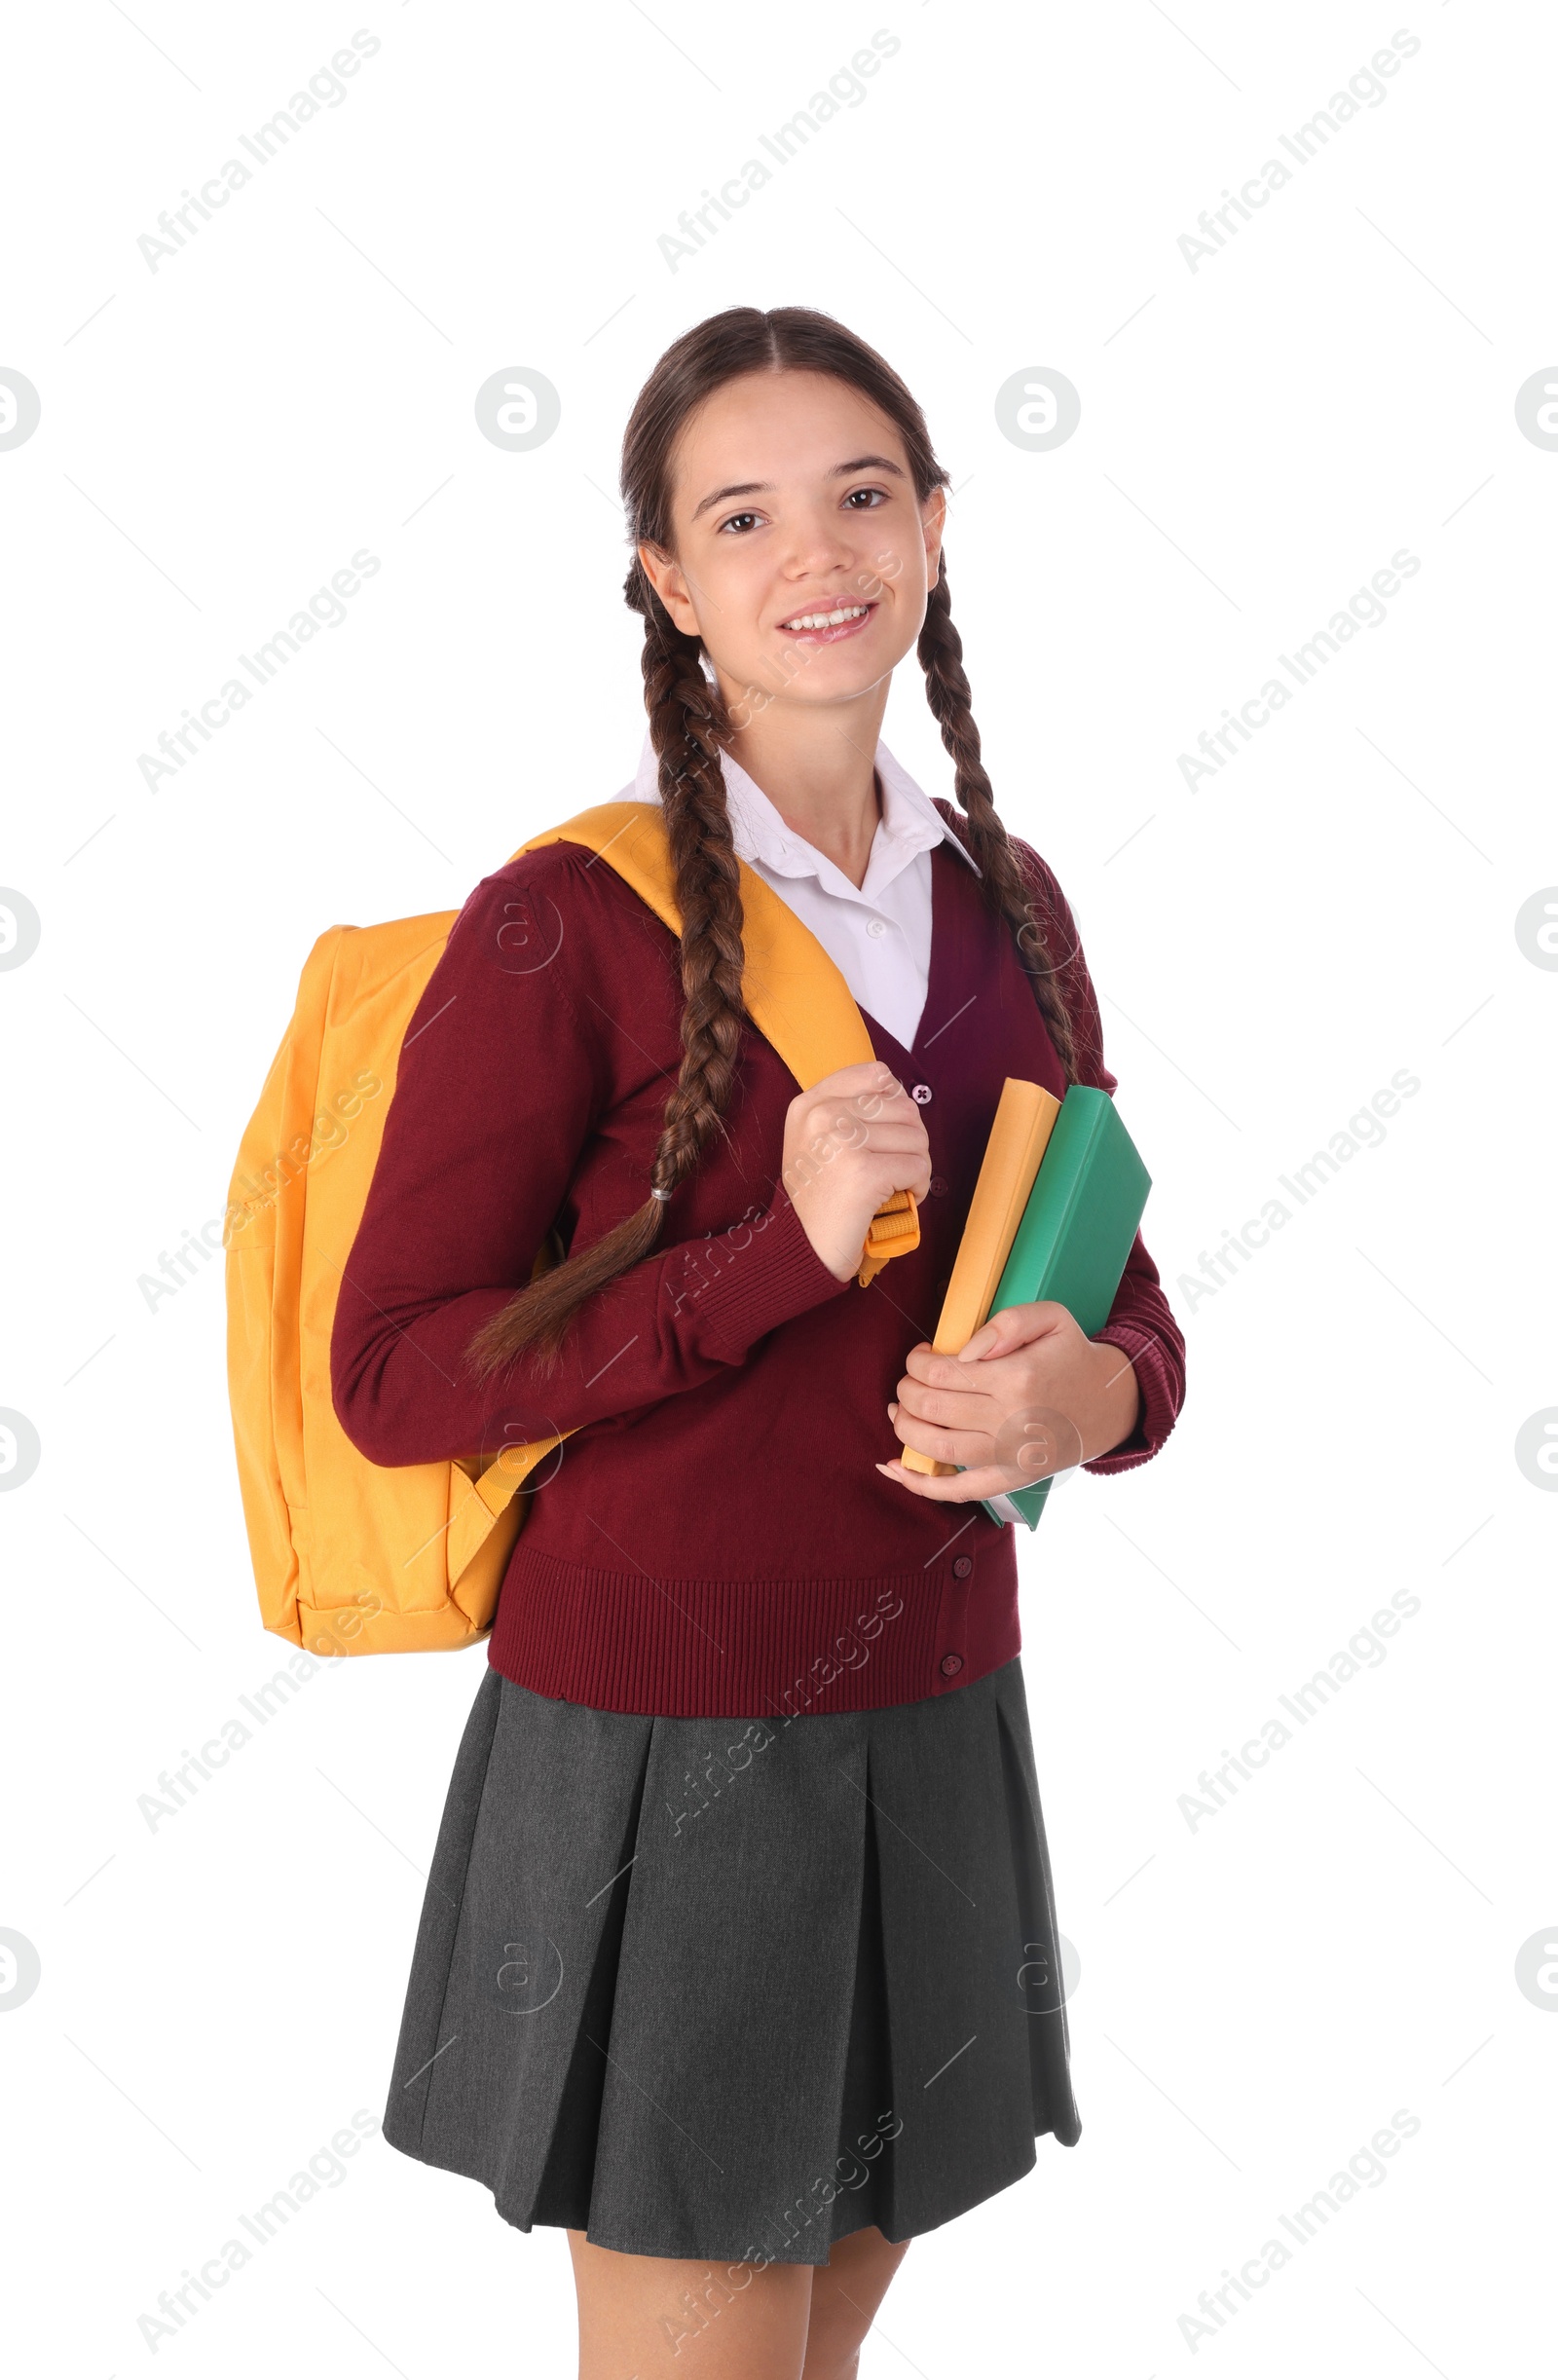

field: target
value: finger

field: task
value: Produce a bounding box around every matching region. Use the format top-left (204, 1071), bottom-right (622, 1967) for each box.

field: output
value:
top-left (805, 1113), bottom-right (927, 1154)
top-left (888, 1404), bottom-right (987, 1468)
top-left (901, 1345), bottom-right (983, 1390)
top-left (814, 1060), bottom-right (905, 1110)
top-left (892, 1382), bottom-right (998, 1434)
top-left (956, 1301), bottom-right (1069, 1363)
top-left (821, 1059), bottom-right (902, 1092)
top-left (811, 1106), bottom-right (923, 1140)
top-left (874, 1459), bottom-right (1014, 1503)
top-left (849, 1121), bottom-right (935, 1151)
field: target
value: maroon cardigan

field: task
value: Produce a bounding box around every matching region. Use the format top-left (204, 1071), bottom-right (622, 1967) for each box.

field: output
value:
top-left (331, 807), bottom-right (1186, 1717)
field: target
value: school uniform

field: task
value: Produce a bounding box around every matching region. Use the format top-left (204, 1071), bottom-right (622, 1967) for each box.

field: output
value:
top-left (331, 737), bottom-right (1186, 2267)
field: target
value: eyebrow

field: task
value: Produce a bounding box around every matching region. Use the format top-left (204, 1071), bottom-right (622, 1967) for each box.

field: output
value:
top-left (688, 454), bottom-right (907, 522)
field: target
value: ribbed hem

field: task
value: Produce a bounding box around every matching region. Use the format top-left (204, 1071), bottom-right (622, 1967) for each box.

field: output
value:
top-left (1084, 1321), bottom-right (1182, 1473)
top-left (487, 1542), bottom-right (1021, 1719)
top-left (688, 1193), bottom-right (854, 1360)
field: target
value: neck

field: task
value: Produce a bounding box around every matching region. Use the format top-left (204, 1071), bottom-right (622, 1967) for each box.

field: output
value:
top-left (716, 677), bottom-right (891, 890)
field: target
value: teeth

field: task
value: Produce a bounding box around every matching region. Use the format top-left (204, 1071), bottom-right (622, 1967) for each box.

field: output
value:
top-left (782, 604), bottom-right (870, 629)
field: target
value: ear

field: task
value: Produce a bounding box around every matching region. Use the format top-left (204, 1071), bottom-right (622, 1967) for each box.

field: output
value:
top-left (921, 486), bottom-right (947, 593)
top-left (638, 540), bottom-right (700, 640)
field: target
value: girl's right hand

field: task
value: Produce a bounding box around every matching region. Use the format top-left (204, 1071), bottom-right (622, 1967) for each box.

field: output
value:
top-left (780, 1060), bottom-right (932, 1283)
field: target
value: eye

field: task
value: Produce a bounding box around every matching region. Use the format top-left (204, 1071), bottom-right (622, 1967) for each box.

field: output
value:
top-left (718, 509), bottom-right (763, 535)
top-left (843, 486), bottom-right (889, 510)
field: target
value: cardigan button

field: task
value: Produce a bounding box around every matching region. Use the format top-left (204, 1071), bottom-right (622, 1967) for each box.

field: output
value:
top-left (929, 1174), bottom-right (948, 1198)
top-left (940, 1653), bottom-right (964, 1678)
top-left (952, 1555), bottom-right (973, 1580)
top-left (910, 1083), bottom-right (933, 1104)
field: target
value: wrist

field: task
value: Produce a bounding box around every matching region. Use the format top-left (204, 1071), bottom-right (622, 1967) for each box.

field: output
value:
top-left (1088, 1335), bottom-right (1141, 1456)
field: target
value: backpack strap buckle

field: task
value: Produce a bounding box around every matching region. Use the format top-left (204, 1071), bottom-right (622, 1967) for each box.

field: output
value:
top-left (857, 1188), bottom-right (920, 1286)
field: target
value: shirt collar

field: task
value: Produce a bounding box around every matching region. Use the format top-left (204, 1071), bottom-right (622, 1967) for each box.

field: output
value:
top-left (628, 727), bottom-right (982, 896)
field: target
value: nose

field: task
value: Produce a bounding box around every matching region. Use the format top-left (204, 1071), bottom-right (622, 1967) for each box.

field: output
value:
top-left (777, 499), bottom-right (865, 585)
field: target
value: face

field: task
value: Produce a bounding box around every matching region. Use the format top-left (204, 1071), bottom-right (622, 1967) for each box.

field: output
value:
top-left (638, 369), bottom-right (946, 729)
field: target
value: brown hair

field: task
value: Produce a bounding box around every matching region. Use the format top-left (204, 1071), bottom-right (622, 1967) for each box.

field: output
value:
top-left (468, 305), bottom-right (1078, 1377)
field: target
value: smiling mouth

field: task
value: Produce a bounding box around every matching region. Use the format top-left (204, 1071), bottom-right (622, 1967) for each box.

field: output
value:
top-left (776, 600), bottom-right (877, 641)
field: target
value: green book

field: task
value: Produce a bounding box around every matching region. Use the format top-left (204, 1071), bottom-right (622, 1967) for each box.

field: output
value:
top-left (978, 1086), bottom-right (1151, 1529)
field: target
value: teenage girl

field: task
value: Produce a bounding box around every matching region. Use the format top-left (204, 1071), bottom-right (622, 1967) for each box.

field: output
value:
top-left (332, 306), bottom-right (1185, 2380)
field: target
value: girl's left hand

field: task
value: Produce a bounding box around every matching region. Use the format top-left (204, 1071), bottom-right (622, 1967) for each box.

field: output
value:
top-left (876, 1302), bottom-right (1141, 1502)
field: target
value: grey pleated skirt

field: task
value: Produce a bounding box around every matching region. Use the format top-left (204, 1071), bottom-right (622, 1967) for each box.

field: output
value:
top-left (382, 1653), bottom-right (1080, 2266)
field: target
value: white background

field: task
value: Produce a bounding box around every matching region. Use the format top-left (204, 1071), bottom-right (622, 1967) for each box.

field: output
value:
top-left (2, 0), bottom-right (1553, 2371)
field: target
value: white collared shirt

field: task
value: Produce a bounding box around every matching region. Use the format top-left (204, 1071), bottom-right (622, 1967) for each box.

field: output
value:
top-left (625, 729), bottom-right (981, 1052)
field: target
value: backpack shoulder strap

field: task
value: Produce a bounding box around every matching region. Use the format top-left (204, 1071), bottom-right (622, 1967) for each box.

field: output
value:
top-left (511, 800), bottom-right (913, 1284)
top-left (513, 801), bottom-right (915, 1282)
top-left (514, 801), bottom-right (874, 1091)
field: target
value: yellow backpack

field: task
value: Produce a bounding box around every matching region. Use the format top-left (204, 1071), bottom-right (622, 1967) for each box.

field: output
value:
top-left (225, 802), bottom-right (920, 1658)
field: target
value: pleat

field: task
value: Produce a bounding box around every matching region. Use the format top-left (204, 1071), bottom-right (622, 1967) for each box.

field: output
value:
top-left (404, 1676), bottom-right (655, 2229)
top-left (824, 1771), bottom-right (897, 2245)
top-left (382, 1663), bottom-right (502, 2156)
top-left (995, 1670), bottom-right (1082, 2146)
top-left (867, 1669), bottom-right (1044, 2239)
top-left (527, 1741), bottom-right (649, 2227)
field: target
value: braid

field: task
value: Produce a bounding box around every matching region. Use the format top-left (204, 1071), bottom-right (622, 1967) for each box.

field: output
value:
top-left (467, 565), bottom-right (750, 1377)
top-left (916, 570), bottom-right (1080, 1084)
top-left (633, 567), bottom-right (749, 1204)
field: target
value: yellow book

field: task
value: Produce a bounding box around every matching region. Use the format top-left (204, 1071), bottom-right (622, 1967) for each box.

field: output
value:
top-left (900, 1078), bottom-right (1061, 1476)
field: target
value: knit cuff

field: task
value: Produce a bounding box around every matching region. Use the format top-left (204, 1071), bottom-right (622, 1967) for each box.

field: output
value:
top-left (1082, 1322), bottom-right (1182, 1474)
top-left (676, 1193), bottom-right (854, 1360)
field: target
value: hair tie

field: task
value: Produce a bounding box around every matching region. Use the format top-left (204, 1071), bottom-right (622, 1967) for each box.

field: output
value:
top-left (649, 1185), bottom-right (673, 1201)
